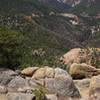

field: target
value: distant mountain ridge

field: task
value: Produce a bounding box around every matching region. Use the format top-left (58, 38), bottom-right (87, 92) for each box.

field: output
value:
top-left (39, 0), bottom-right (81, 6)
top-left (39, 0), bottom-right (99, 7)
top-left (73, 0), bottom-right (100, 15)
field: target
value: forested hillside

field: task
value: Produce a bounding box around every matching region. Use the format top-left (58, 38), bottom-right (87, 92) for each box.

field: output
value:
top-left (0, 0), bottom-right (100, 68)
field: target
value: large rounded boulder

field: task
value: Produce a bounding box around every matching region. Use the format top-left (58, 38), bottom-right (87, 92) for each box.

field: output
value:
top-left (45, 76), bottom-right (80, 98)
top-left (69, 63), bottom-right (100, 79)
top-left (31, 67), bottom-right (55, 79)
top-left (21, 67), bottom-right (39, 76)
top-left (60, 48), bottom-right (87, 65)
top-left (61, 48), bottom-right (100, 68)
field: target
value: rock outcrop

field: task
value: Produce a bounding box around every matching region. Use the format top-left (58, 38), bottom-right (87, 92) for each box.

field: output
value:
top-left (0, 63), bottom-right (100, 100)
top-left (61, 48), bottom-right (100, 68)
top-left (60, 48), bottom-right (87, 66)
top-left (0, 67), bottom-right (81, 100)
top-left (31, 67), bottom-right (80, 98)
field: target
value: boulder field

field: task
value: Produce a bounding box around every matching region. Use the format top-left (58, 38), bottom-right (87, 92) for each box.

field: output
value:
top-left (0, 67), bottom-right (80, 100)
top-left (0, 48), bottom-right (100, 100)
top-left (0, 66), bottom-right (100, 100)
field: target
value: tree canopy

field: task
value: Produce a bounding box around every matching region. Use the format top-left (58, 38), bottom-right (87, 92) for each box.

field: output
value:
top-left (0, 26), bottom-right (23, 69)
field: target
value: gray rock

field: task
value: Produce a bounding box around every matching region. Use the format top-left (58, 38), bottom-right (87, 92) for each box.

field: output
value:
top-left (17, 87), bottom-right (33, 93)
top-left (29, 80), bottom-right (40, 88)
top-left (89, 75), bottom-right (100, 100)
top-left (26, 89), bottom-right (33, 94)
top-left (45, 76), bottom-right (80, 98)
top-left (2, 69), bottom-right (17, 76)
top-left (29, 79), bottom-right (45, 88)
top-left (0, 69), bottom-right (18, 85)
top-left (45, 94), bottom-right (79, 100)
top-left (7, 93), bottom-right (35, 100)
top-left (8, 76), bottom-right (28, 88)
top-left (54, 68), bottom-right (69, 77)
top-left (45, 94), bottom-right (57, 100)
top-left (74, 78), bottom-right (90, 89)
top-left (7, 87), bottom-right (18, 93)
top-left (0, 86), bottom-right (8, 94)
top-left (15, 70), bottom-right (21, 75)
top-left (74, 79), bottom-right (90, 99)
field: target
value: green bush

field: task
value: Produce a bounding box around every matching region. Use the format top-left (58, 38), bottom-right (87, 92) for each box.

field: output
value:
top-left (0, 26), bottom-right (23, 69)
top-left (33, 85), bottom-right (48, 100)
top-left (86, 48), bottom-right (100, 68)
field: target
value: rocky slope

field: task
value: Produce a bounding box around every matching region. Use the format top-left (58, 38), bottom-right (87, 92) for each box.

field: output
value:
top-left (0, 56), bottom-right (100, 100)
top-left (0, 48), bottom-right (100, 100)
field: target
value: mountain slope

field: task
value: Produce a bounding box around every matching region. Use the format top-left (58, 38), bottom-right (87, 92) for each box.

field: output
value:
top-left (73, 0), bottom-right (100, 15)
top-left (0, 0), bottom-right (99, 68)
top-left (0, 0), bottom-right (58, 14)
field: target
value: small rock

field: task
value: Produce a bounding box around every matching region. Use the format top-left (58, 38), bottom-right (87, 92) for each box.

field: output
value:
top-left (29, 80), bottom-right (39, 88)
top-left (74, 79), bottom-right (90, 99)
top-left (8, 76), bottom-right (28, 88)
top-left (7, 93), bottom-right (36, 100)
top-left (89, 75), bottom-right (100, 100)
top-left (17, 88), bottom-right (26, 93)
top-left (74, 78), bottom-right (90, 88)
top-left (46, 94), bottom-right (57, 100)
top-left (0, 69), bottom-right (18, 85)
top-left (54, 67), bottom-right (69, 78)
top-left (0, 86), bottom-right (8, 94)
top-left (17, 87), bottom-right (33, 93)
top-left (15, 70), bottom-right (21, 75)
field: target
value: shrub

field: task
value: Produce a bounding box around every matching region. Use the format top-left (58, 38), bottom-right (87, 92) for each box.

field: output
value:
top-left (86, 47), bottom-right (100, 68)
top-left (33, 85), bottom-right (48, 100)
top-left (0, 26), bottom-right (23, 69)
